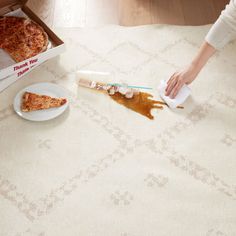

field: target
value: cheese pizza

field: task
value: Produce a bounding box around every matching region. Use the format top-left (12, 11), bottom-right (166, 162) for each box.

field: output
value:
top-left (0, 16), bottom-right (48, 63)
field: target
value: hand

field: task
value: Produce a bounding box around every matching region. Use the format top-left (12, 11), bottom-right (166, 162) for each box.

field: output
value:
top-left (165, 64), bottom-right (200, 99)
top-left (165, 41), bottom-right (216, 99)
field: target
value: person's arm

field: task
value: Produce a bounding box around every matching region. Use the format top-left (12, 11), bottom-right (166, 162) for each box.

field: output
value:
top-left (206, 0), bottom-right (236, 50)
top-left (165, 41), bottom-right (216, 98)
top-left (166, 0), bottom-right (236, 99)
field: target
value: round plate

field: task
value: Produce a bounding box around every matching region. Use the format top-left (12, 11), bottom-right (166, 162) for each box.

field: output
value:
top-left (14, 82), bottom-right (69, 121)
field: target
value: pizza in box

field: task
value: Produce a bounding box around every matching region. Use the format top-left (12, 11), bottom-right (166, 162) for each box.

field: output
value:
top-left (0, 16), bottom-right (48, 62)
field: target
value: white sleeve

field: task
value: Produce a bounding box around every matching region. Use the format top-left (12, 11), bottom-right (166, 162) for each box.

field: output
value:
top-left (205, 0), bottom-right (236, 50)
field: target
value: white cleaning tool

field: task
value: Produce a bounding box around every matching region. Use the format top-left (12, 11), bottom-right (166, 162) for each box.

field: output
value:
top-left (158, 80), bottom-right (191, 108)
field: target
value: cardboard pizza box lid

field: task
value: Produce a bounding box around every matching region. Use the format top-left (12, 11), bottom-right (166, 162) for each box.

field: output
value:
top-left (0, 0), bottom-right (28, 15)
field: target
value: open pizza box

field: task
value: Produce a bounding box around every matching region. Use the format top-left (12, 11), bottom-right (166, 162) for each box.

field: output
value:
top-left (0, 0), bottom-right (65, 92)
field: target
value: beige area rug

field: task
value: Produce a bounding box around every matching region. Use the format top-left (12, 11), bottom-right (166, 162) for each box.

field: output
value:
top-left (0, 25), bottom-right (236, 236)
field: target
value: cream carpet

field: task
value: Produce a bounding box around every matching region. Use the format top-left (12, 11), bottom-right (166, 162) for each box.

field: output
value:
top-left (0, 25), bottom-right (236, 236)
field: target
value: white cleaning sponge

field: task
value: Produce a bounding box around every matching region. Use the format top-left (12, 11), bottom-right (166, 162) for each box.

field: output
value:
top-left (158, 80), bottom-right (191, 108)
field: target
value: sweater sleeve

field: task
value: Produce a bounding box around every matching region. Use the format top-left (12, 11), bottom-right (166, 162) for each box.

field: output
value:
top-left (205, 0), bottom-right (236, 50)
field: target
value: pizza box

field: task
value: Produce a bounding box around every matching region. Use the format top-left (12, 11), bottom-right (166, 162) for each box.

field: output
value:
top-left (0, 61), bottom-right (39, 92)
top-left (0, 0), bottom-right (65, 92)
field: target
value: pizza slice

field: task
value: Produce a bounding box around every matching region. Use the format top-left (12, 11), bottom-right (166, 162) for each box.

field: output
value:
top-left (5, 17), bottom-right (26, 33)
top-left (21, 92), bottom-right (67, 112)
top-left (25, 21), bottom-right (49, 55)
top-left (1, 32), bottom-right (29, 62)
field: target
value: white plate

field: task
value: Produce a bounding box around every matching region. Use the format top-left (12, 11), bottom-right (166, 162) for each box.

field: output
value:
top-left (14, 82), bottom-right (69, 121)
